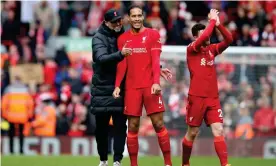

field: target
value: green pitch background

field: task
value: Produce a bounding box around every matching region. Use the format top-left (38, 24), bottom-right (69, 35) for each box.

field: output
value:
top-left (2, 156), bottom-right (276, 166)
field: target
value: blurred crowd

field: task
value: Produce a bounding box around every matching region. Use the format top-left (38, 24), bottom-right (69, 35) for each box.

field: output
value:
top-left (1, 1), bottom-right (276, 139)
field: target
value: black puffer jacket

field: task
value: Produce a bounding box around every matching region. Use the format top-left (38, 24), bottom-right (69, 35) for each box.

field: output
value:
top-left (90, 23), bottom-right (125, 114)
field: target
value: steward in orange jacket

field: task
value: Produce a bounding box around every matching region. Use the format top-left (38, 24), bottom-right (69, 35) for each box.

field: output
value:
top-left (1, 77), bottom-right (34, 154)
top-left (31, 94), bottom-right (56, 137)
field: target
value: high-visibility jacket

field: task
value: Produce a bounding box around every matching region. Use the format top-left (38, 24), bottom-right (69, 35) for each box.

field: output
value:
top-left (1, 84), bottom-right (34, 124)
top-left (32, 106), bottom-right (56, 137)
top-left (235, 124), bottom-right (254, 140)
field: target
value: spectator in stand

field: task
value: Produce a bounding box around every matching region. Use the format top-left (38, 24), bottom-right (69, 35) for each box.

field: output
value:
top-left (261, 24), bottom-right (276, 47)
top-left (68, 68), bottom-right (83, 95)
top-left (58, 1), bottom-right (73, 36)
top-left (32, 1), bottom-right (60, 40)
top-left (56, 103), bottom-right (70, 135)
top-left (55, 63), bottom-right (70, 93)
top-left (67, 94), bottom-right (87, 137)
top-left (253, 97), bottom-right (275, 137)
top-left (17, 36), bottom-right (33, 63)
top-left (1, 10), bottom-right (20, 44)
top-left (235, 104), bottom-right (254, 140)
top-left (237, 24), bottom-right (254, 46)
top-left (43, 59), bottom-right (58, 86)
top-left (8, 44), bottom-right (20, 66)
top-left (168, 87), bottom-right (180, 119)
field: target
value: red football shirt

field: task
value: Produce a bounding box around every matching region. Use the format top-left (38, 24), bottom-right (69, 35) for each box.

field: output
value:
top-left (187, 20), bottom-right (233, 97)
top-left (115, 28), bottom-right (161, 89)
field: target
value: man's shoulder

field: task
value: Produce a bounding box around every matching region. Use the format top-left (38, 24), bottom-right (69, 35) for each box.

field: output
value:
top-left (187, 42), bottom-right (197, 54)
top-left (92, 33), bottom-right (106, 47)
top-left (93, 31), bottom-right (106, 41)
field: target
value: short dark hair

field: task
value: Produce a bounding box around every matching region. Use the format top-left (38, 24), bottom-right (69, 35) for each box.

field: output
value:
top-left (191, 23), bottom-right (206, 37)
top-left (127, 5), bottom-right (143, 16)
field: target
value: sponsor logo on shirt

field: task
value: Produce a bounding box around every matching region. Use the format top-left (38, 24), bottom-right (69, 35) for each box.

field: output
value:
top-left (200, 58), bottom-right (206, 66)
top-left (133, 48), bottom-right (147, 53)
top-left (200, 58), bottom-right (214, 66)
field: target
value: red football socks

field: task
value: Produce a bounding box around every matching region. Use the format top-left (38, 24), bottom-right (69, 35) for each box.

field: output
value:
top-left (182, 137), bottom-right (193, 166)
top-left (156, 127), bottom-right (172, 165)
top-left (127, 131), bottom-right (139, 166)
top-left (214, 136), bottom-right (228, 166)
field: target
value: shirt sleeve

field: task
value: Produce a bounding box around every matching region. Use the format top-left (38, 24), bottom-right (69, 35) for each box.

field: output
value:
top-left (115, 58), bottom-right (127, 87)
top-left (151, 30), bottom-right (162, 84)
top-left (117, 35), bottom-right (124, 51)
top-left (115, 36), bottom-right (127, 87)
top-left (213, 24), bottom-right (233, 56)
top-left (191, 19), bottom-right (216, 53)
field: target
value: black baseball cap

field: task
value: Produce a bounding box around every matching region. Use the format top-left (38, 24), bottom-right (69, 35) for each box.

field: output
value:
top-left (104, 9), bottom-right (122, 23)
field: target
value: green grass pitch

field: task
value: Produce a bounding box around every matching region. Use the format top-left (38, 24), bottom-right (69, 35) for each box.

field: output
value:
top-left (2, 155), bottom-right (276, 166)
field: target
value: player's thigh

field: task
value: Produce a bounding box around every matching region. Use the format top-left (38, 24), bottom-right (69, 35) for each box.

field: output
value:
top-left (143, 87), bottom-right (165, 116)
top-left (204, 97), bottom-right (223, 126)
top-left (124, 89), bottom-right (143, 117)
top-left (186, 95), bottom-right (206, 127)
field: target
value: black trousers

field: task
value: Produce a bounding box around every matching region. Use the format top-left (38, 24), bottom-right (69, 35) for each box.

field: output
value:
top-left (9, 123), bottom-right (24, 154)
top-left (95, 112), bottom-right (127, 162)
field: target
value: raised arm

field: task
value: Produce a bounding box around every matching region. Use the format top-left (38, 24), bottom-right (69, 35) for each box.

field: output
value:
top-left (192, 19), bottom-right (216, 52)
top-left (214, 24), bottom-right (233, 55)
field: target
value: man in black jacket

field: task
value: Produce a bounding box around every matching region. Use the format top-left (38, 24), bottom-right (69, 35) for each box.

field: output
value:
top-left (91, 9), bottom-right (172, 166)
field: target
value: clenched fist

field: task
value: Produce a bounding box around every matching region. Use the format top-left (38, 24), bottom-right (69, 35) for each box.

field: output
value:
top-left (113, 87), bottom-right (121, 99)
top-left (121, 43), bottom-right (132, 57)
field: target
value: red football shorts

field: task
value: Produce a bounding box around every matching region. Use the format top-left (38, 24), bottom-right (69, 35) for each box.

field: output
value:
top-left (186, 95), bottom-right (223, 126)
top-left (124, 87), bottom-right (165, 116)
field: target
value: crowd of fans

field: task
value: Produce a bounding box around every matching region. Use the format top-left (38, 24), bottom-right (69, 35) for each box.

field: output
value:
top-left (1, 1), bottom-right (276, 139)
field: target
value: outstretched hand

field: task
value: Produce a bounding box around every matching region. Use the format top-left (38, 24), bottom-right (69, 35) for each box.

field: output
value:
top-left (161, 68), bottom-right (172, 81)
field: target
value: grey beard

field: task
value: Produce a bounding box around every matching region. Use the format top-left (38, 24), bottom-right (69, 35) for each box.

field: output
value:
top-left (114, 27), bottom-right (121, 32)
